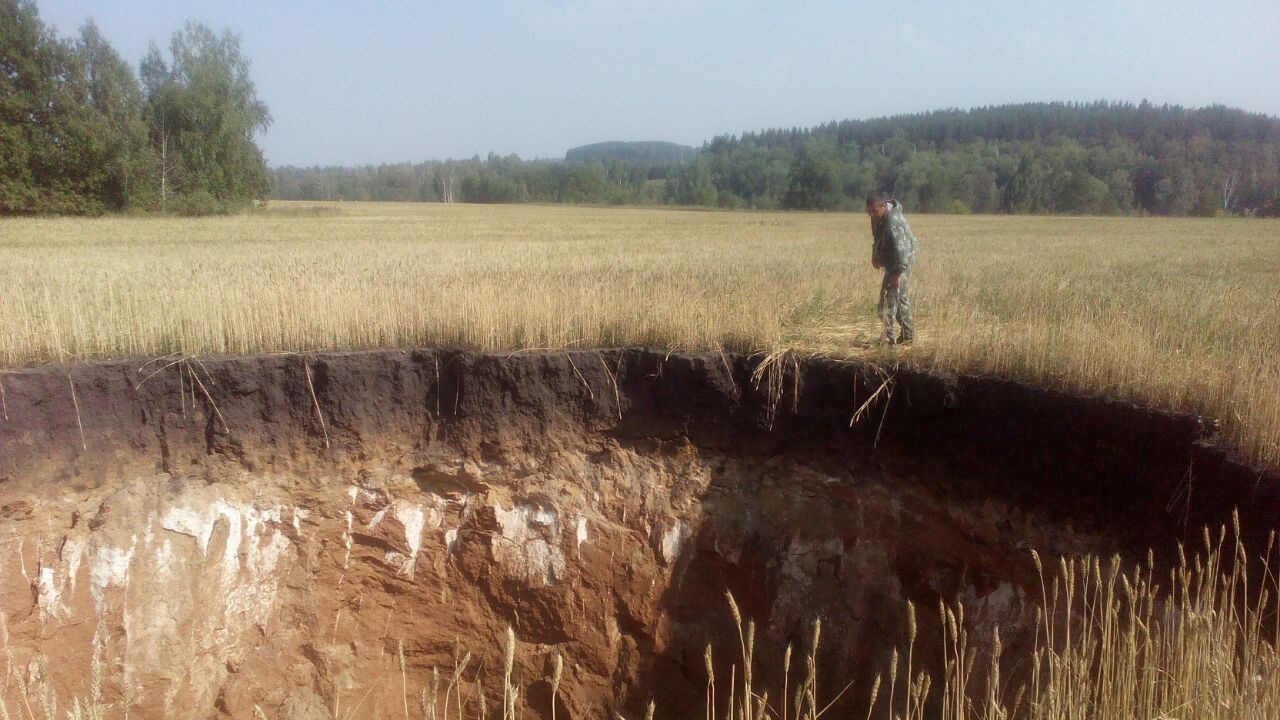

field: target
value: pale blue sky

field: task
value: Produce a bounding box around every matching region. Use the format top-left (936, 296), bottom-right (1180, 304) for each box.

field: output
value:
top-left (37, 0), bottom-right (1280, 167)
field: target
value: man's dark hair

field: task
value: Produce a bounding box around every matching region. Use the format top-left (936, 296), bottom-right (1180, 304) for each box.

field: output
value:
top-left (865, 191), bottom-right (891, 206)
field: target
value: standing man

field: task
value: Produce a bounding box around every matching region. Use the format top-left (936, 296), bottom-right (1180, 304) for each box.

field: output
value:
top-left (866, 192), bottom-right (917, 344)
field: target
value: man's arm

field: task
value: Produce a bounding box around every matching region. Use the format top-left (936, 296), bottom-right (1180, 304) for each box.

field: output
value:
top-left (886, 221), bottom-right (911, 276)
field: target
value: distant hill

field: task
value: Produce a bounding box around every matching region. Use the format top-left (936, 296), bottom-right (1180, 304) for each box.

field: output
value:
top-left (565, 141), bottom-right (696, 164)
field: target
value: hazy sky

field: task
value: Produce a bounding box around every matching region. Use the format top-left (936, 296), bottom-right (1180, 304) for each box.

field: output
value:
top-left (37, 0), bottom-right (1280, 167)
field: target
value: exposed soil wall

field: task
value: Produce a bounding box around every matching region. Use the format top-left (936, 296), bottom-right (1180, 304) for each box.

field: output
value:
top-left (1, 350), bottom-right (1275, 719)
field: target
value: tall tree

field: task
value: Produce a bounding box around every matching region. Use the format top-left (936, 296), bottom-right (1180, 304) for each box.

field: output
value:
top-left (76, 19), bottom-right (149, 209)
top-left (0, 0), bottom-right (49, 212)
top-left (141, 21), bottom-right (272, 212)
top-left (0, 0), bottom-right (108, 213)
top-left (2, 3), bottom-right (273, 215)
top-left (781, 145), bottom-right (841, 210)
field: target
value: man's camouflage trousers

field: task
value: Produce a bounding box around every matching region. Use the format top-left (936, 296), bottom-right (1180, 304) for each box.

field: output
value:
top-left (878, 268), bottom-right (914, 343)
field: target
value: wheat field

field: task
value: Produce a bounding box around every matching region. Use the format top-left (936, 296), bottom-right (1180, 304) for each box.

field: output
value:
top-left (1, 202), bottom-right (1277, 467)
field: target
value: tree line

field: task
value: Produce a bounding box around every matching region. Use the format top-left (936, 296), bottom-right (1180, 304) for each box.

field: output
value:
top-left (1, 0), bottom-right (270, 215)
top-left (276, 102), bottom-right (1280, 216)
top-left (5, 0), bottom-right (1278, 218)
top-left (273, 155), bottom-right (669, 206)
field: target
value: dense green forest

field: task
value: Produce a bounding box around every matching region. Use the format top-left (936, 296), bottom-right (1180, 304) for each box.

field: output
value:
top-left (275, 102), bottom-right (1280, 216)
top-left (0, 0), bottom-right (270, 215)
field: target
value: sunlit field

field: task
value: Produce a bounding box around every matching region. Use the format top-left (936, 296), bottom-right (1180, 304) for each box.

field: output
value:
top-left (1, 202), bottom-right (1276, 467)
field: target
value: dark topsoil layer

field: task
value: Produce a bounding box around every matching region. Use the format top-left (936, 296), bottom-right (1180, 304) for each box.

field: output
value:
top-left (2, 348), bottom-right (1276, 556)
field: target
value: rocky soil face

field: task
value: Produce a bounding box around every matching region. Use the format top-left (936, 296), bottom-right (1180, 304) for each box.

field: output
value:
top-left (1, 350), bottom-right (1274, 719)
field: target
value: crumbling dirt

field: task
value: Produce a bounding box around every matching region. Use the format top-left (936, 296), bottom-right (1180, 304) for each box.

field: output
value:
top-left (1, 350), bottom-right (1275, 719)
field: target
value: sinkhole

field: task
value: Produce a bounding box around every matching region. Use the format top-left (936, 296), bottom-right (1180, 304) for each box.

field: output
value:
top-left (0, 349), bottom-right (1274, 719)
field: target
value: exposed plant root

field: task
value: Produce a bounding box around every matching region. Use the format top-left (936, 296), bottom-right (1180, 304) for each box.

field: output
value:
top-left (565, 353), bottom-right (595, 400)
top-left (598, 353), bottom-right (623, 420)
top-left (751, 350), bottom-right (802, 430)
top-left (304, 358), bottom-right (331, 449)
top-left (67, 373), bottom-right (86, 451)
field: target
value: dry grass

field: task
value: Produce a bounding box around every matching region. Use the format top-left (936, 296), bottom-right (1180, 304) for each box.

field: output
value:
top-left (1, 202), bottom-right (1276, 466)
top-left (710, 522), bottom-right (1280, 720)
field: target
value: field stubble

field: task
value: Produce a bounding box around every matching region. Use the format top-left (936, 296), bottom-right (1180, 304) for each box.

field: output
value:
top-left (1, 201), bottom-right (1276, 467)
